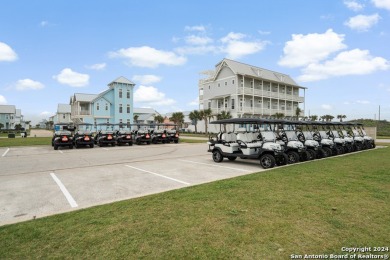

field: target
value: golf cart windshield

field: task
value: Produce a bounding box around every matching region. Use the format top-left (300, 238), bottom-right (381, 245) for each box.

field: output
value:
top-left (303, 131), bottom-right (313, 140)
top-left (319, 131), bottom-right (328, 139)
top-left (332, 130), bottom-right (340, 138)
top-left (285, 131), bottom-right (298, 141)
top-left (261, 131), bottom-right (276, 142)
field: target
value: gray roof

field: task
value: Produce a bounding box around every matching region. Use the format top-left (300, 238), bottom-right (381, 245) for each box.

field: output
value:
top-left (137, 113), bottom-right (155, 121)
top-left (214, 59), bottom-right (304, 88)
top-left (134, 107), bottom-right (159, 114)
top-left (108, 76), bottom-right (135, 86)
top-left (0, 105), bottom-right (16, 114)
top-left (58, 104), bottom-right (71, 113)
top-left (73, 93), bottom-right (98, 102)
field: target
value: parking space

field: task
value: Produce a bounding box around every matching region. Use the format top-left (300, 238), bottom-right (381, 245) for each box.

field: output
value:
top-left (0, 143), bottom-right (267, 226)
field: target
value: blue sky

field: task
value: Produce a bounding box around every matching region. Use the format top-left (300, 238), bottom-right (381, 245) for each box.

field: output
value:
top-left (1, 0), bottom-right (389, 124)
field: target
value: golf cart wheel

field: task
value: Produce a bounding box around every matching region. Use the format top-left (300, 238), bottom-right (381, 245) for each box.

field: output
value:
top-left (54, 145), bottom-right (58, 150)
top-left (112, 143), bottom-right (116, 147)
top-left (174, 140), bottom-right (179, 143)
top-left (323, 147), bottom-right (332, 157)
top-left (336, 146), bottom-right (344, 155)
top-left (69, 145), bottom-right (73, 149)
top-left (90, 143), bottom-right (94, 148)
top-left (136, 139), bottom-right (141, 145)
top-left (287, 151), bottom-right (300, 164)
top-left (259, 154), bottom-right (276, 169)
top-left (212, 150), bottom-right (223, 163)
top-left (275, 153), bottom-right (288, 166)
top-left (147, 141), bottom-right (151, 145)
top-left (355, 143), bottom-right (362, 151)
top-left (129, 142), bottom-right (133, 146)
top-left (152, 138), bottom-right (157, 144)
top-left (307, 149), bottom-right (316, 160)
top-left (299, 151), bottom-right (309, 161)
top-left (227, 156), bottom-right (236, 161)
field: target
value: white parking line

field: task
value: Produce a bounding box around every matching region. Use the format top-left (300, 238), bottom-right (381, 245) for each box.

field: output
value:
top-left (179, 159), bottom-right (253, 172)
top-left (58, 150), bottom-right (63, 154)
top-left (2, 148), bottom-right (10, 157)
top-left (50, 173), bottom-right (78, 208)
top-left (125, 165), bottom-right (190, 185)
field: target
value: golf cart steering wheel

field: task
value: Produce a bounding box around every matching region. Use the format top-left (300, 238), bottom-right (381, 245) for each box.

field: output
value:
top-left (297, 132), bottom-right (305, 142)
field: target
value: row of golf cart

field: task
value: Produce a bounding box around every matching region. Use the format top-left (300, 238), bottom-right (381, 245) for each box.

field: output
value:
top-left (207, 118), bottom-right (375, 169)
top-left (51, 123), bottom-right (180, 150)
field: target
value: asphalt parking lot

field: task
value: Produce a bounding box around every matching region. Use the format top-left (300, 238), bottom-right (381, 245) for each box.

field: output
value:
top-left (0, 143), bottom-right (266, 226)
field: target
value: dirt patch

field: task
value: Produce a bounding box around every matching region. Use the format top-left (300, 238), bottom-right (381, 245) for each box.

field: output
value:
top-left (30, 129), bottom-right (53, 137)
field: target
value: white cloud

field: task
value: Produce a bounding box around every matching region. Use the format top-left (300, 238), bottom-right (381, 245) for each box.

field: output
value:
top-left (298, 49), bottom-right (389, 82)
top-left (175, 45), bottom-right (218, 56)
top-left (40, 21), bottom-right (49, 27)
top-left (15, 79), bottom-right (45, 91)
top-left (344, 14), bottom-right (381, 31)
top-left (185, 25), bottom-right (206, 32)
top-left (188, 97), bottom-right (199, 106)
top-left (132, 75), bottom-right (162, 85)
top-left (356, 100), bottom-right (370, 104)
top-left (220, 32), bottom-right (268, 59)
top-left (278, 29), bottom-right (347, 68)
top-left (40, 111), bottom-right (53, 117)
top-left (372, 0), bottom-right (390, 10)
top-left (134, 85), bottom-right (176, 106)
top-left (0, 95), bottom-right (7, 105)
top-left (0, 42), bottom-right (18, 62)
top-left (109, 46), bottom-right (186, 68)
top-left (258, 30), bottom-right (271, 35)
top-left (53, 68), bottom-right (89, 87)
top-left (344, 0), bottom-right (365, 11)
top-left (185, 35), bottom-right (213, 45)
top-left (86, 63), bottom-right (106, 70)
top-left (321, 104), bottom-right (333, 110)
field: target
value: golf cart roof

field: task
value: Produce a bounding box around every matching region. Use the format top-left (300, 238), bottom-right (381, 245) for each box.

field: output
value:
top-left (210, 118), bottom-right (282, 125)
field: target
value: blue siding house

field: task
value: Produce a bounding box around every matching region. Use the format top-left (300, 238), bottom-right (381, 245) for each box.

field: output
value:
top-left (70, 76), bottom-right (135, 127)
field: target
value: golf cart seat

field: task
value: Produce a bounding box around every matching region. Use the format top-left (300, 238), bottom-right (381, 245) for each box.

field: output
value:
top-left (221, 133), bottom-right (239, 148)
top-left (237, 133), bottom-right (262, 148)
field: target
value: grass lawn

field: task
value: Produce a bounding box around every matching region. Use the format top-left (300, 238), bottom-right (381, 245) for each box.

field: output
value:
top-left (0, 137), bottom-right (51, 147)
top-left (377, 136), bottom-right (390, 139)
top-left (180, 132), bottom-right (209, 138)
top-left (0, 147), bottom-right (389, 259)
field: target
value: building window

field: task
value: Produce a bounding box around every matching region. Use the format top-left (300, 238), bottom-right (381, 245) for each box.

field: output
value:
top-left (208, 85), bottom-right (210, 89)
top-left (107, 119), bottom-right (109, 124)
top-left (127, 104), bottom-right (130, 113)
top-left (232, 79), bottom-right (235, 84)
top-left (218, 83), bottom-right (220, 87)
top-left (119, 89), bottom-right (122, 98)
top-left (94, 119), bottom-right (97, 125)
top-left (127, 90), bottom-right (130, 99)
top-left (127, 119), bottom-right (130, 126)
top-left (120, 119), bottom-right (123, 124)
top-left (119, 104), bottom-right (123, 113)
top-left (63, 114), bottom-right (65, 119)
top-left (231, 99), bottom-right (235, 109)
top-left (105, 103), bottom-right (108, 110)
top-left (97, 103), bottom-right (99, 110)
top-left (225, 81), bottom-right (227, 86)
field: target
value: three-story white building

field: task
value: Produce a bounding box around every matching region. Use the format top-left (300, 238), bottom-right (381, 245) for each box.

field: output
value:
top-left (199, 59), bottom-right (306, 118)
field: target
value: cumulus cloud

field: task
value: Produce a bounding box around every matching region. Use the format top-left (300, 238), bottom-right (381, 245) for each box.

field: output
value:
top-left (132, 75), bottom-right (162, 85)
top-left (109, 46), bottom-right (186, 68)
top-left (298, 49), bottom-right (389, 82)
top-left (53, 68), bottom-right (89, 87)
top-left (372, 0), bottom-right (390, 10)
top-left (0, 95), bottom-right (7, 105)
top-left (344, 0), bottom-right (365, 11)
top-left (278, 29), bottom-right (347, 68)
top-left (86, 63), bottom-right (106, 70)
top-left (0, 42), bottom-right (18, 62)
top-left (188, 97), bottom-right (199, 106)
top-left (185, 35), bottom-right (213, 45)
top-left (321, 104), bottom-right (333, 110)
top-left (185, 25), bottom-right (206, 32)
top-left (344, 14), bottom-right (381, 31)
top-left (15, 79), bottom-right (45, 91)
top-left (134, 85), bottom-right (176, 106)
top-left (220, 32), bottom-right (268, 59)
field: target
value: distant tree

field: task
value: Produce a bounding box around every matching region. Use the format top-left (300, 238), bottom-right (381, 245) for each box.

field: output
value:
top-left (0, 123), bottom-right (4, 130)
top-left (189, 110), bottom-right (201, 133)
top-left (337, 114), bottom-right (347, 122)
top-left (310, 115), bottom-right (318, 121)
top-left (15, 124), bottom-right (22, 130)
top-left (169, 112), bottom-right (185, 129)
top-left (45, 121), bottom-right (50, 130)
top-left (323, 114), bottom-right (334, 122)
top-left (154, 115), bottom-right (164, 124)
top-left (35, 124), bottom-right (40, 129)
top-left (133, 114), bottom-right (139, 123)
top-left (199, 108), bottom-right (213, 134)
top-left (48, 121), bottom-right (54, 130)
top-left (295, 107), bottom-right (302, 119)
top-left (217, 111), bottom-right (232, 132)
top-left (273, 112), bottom-right (285, 119)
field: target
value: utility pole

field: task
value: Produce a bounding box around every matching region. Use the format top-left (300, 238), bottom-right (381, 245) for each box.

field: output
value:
top-left (379, 105), bottom-right (381, 121)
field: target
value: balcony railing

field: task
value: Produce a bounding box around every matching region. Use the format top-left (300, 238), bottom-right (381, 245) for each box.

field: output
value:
top-left (211, 107), bottom-right (304, 117)
top-left (236, 87), bottom-right (304, 102)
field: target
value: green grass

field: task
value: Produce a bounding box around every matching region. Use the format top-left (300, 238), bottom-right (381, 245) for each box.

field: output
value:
top-left (0, 137), bottom-right (51, 147)
top-left (179, 138), bottom-right (207, 143)
top-left (1, 148), bottom-right (389, 259)
top-left (377, 136), bottom-right (390, 139)
top-left (180, 132), bottom-right (209, 137)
